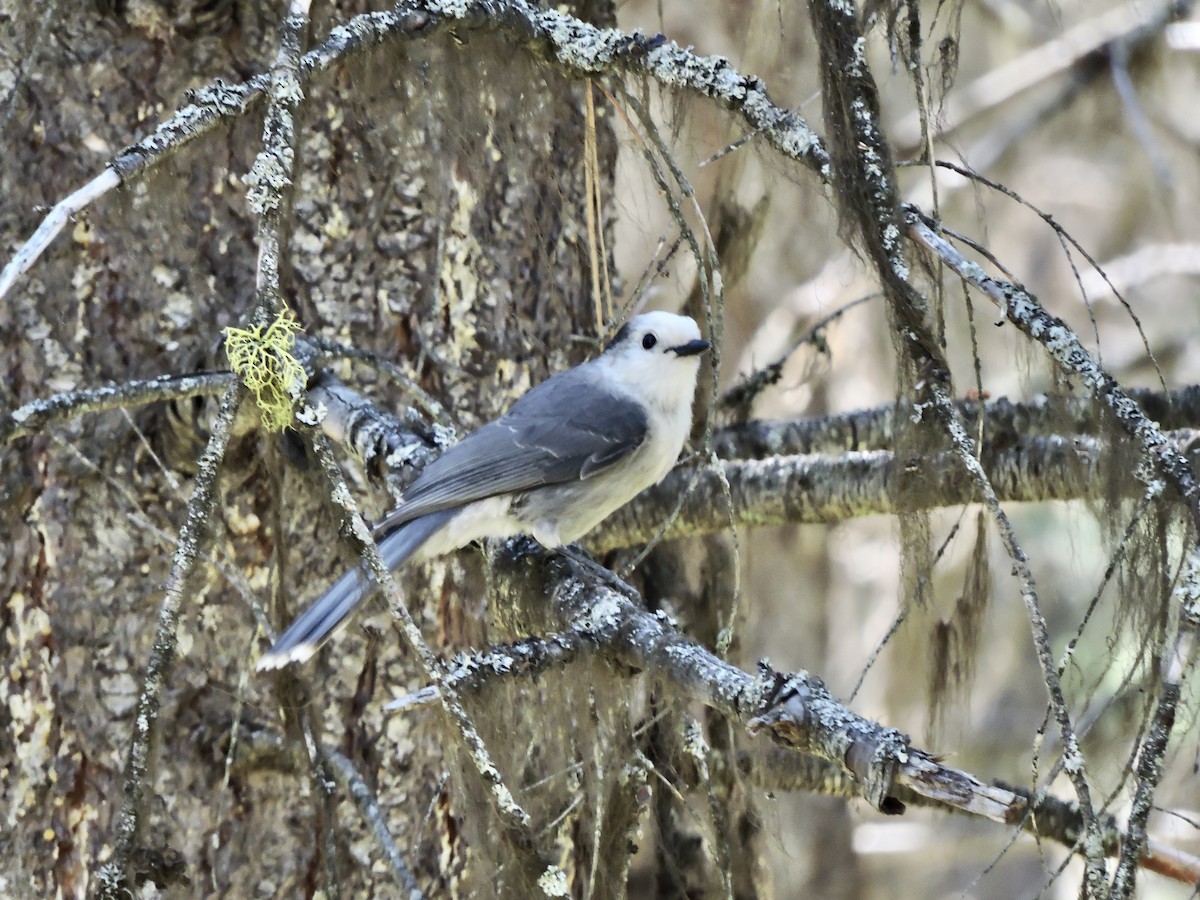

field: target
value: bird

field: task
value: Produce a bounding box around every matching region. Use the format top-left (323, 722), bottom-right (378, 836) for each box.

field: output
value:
top-left (257, 311), bottom-right (710, 669)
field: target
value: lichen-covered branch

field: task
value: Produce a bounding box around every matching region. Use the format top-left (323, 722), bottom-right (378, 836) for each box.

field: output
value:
top-left (385, 565), bottom-right (1199, 886)
top-left (483, 547), bottom-right (1026, 825)
top-left (95, 385), bottom-right (243, 897)
top-left (0, 0), bottom-right (828, 306)
top-left (713, 385), bottom-right (1200, 459)
top-left (383, 632), bottom-right (586, 711)
top-left (1, 372), bottom-right (233, 444)
top-left (905, 178), bottom-right (1200, 900)
top-left (806, 0), bottom-right (1108, 887)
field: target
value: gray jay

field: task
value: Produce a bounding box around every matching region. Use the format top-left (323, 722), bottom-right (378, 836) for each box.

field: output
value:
top-left (258, 311), bottom-right (710, 669)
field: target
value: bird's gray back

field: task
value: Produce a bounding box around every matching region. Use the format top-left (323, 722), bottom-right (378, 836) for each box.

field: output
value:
top-left (373, 363), bottom-right (648, 536)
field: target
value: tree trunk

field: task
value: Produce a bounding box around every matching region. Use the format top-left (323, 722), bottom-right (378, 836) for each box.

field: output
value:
top-left (2, 2), bottom-right (634, 896)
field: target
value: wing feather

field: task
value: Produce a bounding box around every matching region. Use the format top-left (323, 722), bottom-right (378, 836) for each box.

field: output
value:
top-left (373, 364), bottom-right (647, 536)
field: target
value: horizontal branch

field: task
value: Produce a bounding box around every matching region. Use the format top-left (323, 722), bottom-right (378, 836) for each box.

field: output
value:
top-left (590, 430), bottom-right (1200, 551)
top-left (2, 372), bottom-right (233, 444)
top-left (295, 373), bottom-right (1193, 551)
top-left (282, 372), bottom-right (1200, 550)
top-left (713, 385), bottom-right (1200, 459)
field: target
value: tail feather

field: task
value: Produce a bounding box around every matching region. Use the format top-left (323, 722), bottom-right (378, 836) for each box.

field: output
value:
top-left (257, 508), bottom-right (456, 669)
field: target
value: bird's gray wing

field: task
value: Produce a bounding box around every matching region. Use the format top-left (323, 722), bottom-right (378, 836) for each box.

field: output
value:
top-left (373, 365), bottom-right (648, 534)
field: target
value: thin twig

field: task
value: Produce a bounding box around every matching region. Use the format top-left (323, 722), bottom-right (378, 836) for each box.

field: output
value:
top-left (95, 385), bottom-right (243, 896)
top-left (808, 2), bottom-right (1108, 886)
top-left (321, 745), bottom-right (425, 899)
top-left (2, 372), bottom-right (233, 444)
top-left (302, 431), bottom-right (551, 875)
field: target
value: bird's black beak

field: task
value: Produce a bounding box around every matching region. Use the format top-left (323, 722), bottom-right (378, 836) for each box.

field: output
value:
top-left (670, 339), bottom-right (711, 357)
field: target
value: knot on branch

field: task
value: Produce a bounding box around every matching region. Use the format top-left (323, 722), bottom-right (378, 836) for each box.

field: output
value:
top-left (747, 662), bottom-right (909, 814)
top-left (746, 664), bottom-right (821, 748)
top-left (614, 30), bottom-right (667, 57)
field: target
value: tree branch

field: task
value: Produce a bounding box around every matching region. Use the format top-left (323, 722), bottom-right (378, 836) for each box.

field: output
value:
top-left (0, 0), bottom-right (829, 305)
top-left (713, 385), bottom-right (1200, 459)
top-left (482, 545), bottom-right (1025, 825)
top-left (95, 385), bottom-right (244, 897)
top-left (905, 210), bottom-right (1200, 896)
top-left (807, 0), bottom-right (1108, 886)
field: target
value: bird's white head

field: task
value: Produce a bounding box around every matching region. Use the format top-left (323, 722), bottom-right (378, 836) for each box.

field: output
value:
top-left (598, 311), bottom-right (710, 412)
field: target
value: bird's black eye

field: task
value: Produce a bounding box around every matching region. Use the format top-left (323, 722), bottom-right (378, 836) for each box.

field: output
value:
top-left (642, 333), bottom-right (658, 350)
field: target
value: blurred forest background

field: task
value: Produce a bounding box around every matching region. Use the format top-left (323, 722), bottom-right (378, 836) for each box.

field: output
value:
top-left (614, 0), bottom-right (1200, 897)
top-left (1, 0), bottom-right (1199, 898)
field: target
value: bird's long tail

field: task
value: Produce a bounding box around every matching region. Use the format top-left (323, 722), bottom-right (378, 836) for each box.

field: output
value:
top-left (257, 508), bottom-right (456, 669)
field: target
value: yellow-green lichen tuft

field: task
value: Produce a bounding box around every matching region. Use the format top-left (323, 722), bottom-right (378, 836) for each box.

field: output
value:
top-left (223, 308), bottom-right (305, 432)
